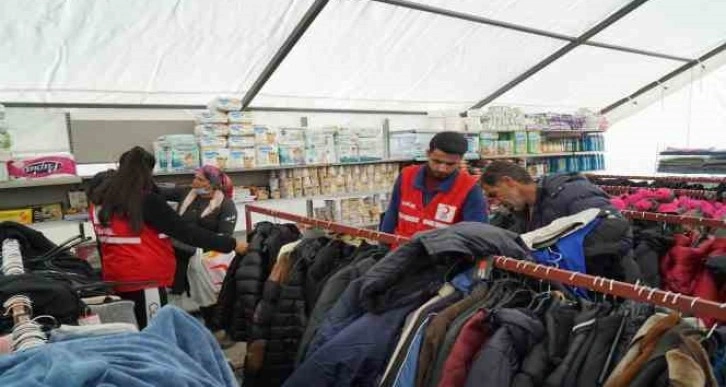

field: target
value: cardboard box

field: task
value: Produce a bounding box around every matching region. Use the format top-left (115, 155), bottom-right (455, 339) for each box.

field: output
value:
top-left (0, 208), bottom-right (33, 225)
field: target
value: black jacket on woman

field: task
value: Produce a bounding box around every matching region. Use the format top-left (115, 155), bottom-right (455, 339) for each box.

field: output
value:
top-left (160, 186), bottom-right (237, 294)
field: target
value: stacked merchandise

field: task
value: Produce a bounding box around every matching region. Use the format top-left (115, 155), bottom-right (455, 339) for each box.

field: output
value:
top-left (278, 128), bottom-right (306, 166)
top-left (658, 148), bottom-right (726, 174)
top-left (254, 126), bottom-right (281, 167)
top-left (305, 127), bottom-right (338, 165)
top-left (390, 131), bottom-right (480, 160)
top-left (228, 109), bottom-right (256, 169)
top-left (274, 163), bottom-right (399, 200)
top-left (526, 154), bottom-right (605, 176)
top-left (312, 194), bottom-right (389, 227)
top-left (524, 109), bottom-right (608, 132)
top-left (153, 134), bottom-right (200, 173)
top-left (337, 127), bottom-right (385, 163)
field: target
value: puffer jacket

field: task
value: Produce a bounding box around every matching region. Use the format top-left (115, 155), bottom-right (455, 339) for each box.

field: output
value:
top-left (464, 308), bottom-right (545, 387)
top-left (215, 222), bottom-right (300, 341)
top-left (245, 236), bottom-right (329, 387)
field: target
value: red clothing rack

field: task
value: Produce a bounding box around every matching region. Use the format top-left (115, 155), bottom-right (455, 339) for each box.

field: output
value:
top-left (587, 173), bottom-right (726, 184)
top-left (598, 185), bottom-right (714, 199)
top-left (244, 204), bottom-right (726, 322)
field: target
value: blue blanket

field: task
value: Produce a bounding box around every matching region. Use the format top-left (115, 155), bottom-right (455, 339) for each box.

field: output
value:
top-left (0, 306), bottom-right (237, 387)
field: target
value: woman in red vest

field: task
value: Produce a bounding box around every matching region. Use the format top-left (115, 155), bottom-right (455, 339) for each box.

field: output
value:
top-left (88, 146), bottom-right (248, 327)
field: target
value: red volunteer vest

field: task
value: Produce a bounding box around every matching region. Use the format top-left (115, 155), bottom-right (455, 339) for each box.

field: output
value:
top-left (89, 203), bottom-right (175, 292)
top-left (394, 165), bottom-right (479, 240)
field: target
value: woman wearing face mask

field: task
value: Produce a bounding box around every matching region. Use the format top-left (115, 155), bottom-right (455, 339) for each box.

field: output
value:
top-left (89, 147), bottom-right (247, 328)
top-left (162, 166), bottom-right (237, 302)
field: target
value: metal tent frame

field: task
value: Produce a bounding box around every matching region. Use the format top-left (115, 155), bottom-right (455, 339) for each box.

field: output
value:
top-left (4, 0), bottom-right (724, 116)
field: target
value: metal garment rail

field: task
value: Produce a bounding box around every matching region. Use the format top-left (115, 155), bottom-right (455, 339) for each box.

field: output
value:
top-left (599, 185), bottom-right (715, 199)
top-left (245, 204), bottom-right (726, 322)
top-left (587, 173), bottom-right (726, 184)
top-left (620, 210), bottom-right (726, 229)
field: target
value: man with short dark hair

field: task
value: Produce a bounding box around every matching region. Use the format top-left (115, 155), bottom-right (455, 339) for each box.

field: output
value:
top-left (380, 131), bottom-right (488, 240)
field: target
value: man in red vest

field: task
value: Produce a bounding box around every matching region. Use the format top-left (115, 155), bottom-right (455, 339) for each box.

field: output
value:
top-left (381, 131), bottom-right (488, 242)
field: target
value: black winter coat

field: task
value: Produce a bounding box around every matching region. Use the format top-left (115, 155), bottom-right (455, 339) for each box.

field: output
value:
top-left (215, 222), bottom-right (300, 341)
top-left (530, 173), bottom-right (618, 231)
top-left (545, 301), bottom-right (612, 387)
top-left (245, 236), bottom-right (329, 387)
top-left (633, 226), bottom-right (674, 287)
top-left (512, 298), bottom-right (580, 387)
top-left (464, 308), bottom-right (545, 387)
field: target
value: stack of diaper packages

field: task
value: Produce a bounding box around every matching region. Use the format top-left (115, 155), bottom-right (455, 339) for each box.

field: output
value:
top-left (305, 127), bottom-right (338, 165)
top-left (337, 127), bottom-right (385, 163)
top-left (278, 127), bottom-right (306, 166)
top-left (153, 134), bottom-right (200, 173)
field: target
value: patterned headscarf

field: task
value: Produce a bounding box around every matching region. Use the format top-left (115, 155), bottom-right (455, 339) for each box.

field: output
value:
top-left (198, 165), bottom-right (233, 199)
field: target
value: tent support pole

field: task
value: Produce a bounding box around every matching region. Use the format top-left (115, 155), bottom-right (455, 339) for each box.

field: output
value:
top-left (601, 41), bottom-right (726, 114)
top-left (467, 0), bottom-right (651, 111)
top-left (240, 0), bottom-right (331, 110)
top-left (370, 0), bottom-right (690, 63)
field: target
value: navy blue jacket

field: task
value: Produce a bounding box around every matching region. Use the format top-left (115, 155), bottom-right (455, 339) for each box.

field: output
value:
top-left (380, 168), bottom-right (488, 234)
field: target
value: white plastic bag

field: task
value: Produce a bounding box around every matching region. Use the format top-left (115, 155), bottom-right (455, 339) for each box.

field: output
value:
top-left (187, 249), bottom-right (236, 307)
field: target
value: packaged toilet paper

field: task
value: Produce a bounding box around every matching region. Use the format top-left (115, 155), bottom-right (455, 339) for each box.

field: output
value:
top-left (208, 97), bottom-right (243, 112)
top-left (7, 154), bottom-right (77, 179)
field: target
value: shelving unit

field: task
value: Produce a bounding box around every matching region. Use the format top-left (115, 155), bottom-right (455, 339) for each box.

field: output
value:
top-left (0, 176), bottom-right (82, 190)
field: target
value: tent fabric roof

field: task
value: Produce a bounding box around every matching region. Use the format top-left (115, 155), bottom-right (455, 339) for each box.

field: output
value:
top-left (0, 0), bottom-right (724, 113)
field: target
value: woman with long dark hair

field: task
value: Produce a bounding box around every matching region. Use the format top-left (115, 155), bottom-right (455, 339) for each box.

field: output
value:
top-left (89, 146), bottom-right (248, 327)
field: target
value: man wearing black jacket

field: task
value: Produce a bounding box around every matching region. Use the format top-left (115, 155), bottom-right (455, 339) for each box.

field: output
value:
top-left (480, 161), bottom-right (640, 283)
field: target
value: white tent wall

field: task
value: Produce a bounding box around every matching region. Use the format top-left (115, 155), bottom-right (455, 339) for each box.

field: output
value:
top-left (605, 62), bottom-right (726, 175)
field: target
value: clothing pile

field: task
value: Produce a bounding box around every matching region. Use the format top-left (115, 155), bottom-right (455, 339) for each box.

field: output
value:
top-left (0, 305), bottom-right (237, 387)
top-left (609, 188), bottom-right (726, 219)
top-left (0, 222), bottom-right (109, 330)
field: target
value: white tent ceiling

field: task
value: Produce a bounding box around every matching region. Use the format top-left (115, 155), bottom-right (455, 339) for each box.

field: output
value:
top-left (0, 0), bottom-right (724, 113)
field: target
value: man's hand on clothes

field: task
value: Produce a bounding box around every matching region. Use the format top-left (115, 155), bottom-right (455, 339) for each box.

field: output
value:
top-left (235, 240), bottom-right (249, 255)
